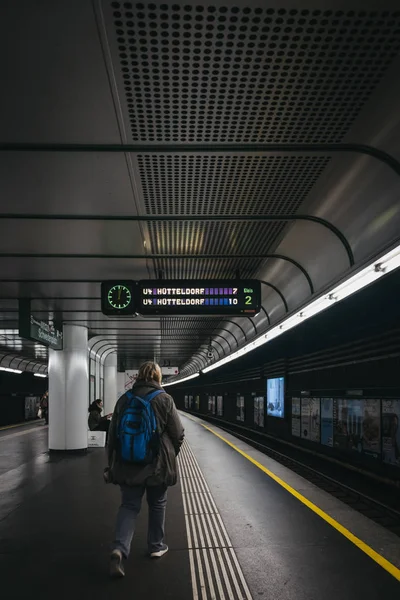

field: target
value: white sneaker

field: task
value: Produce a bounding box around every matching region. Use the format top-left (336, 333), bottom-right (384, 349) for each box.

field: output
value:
top-left (110, 549), bottom-right (125, 578)
top-left (150, 545), bottom-right (169, 558)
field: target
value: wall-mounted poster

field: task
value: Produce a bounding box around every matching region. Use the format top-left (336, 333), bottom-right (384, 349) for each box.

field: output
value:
top-left (362, 399), bottom-right (381, 457)
top-left (254, 397), bottom-right (259, 425)
top-left (309, 398), bottom-right (321, 443)
top-left (291, 398), bottom-right (301, 437)
top-left (208, 396), bottom-right (212, 412)
top-left (301, 397), bottom-right (311, 440)
top-left (211, 396), bottom-right (216, 415)
top-left (257, 397), bottom-right (264, 427)
top-left (188, 395), bottom-right (193, 409)
top-left (253, 396), bottom-right (264, 427)
top-left (195, 395), bottom-right (200, 410)
top-left (236, 395), bottom-right (245, 422)
top-left (184, 395), bottom-right (188, 409)
top-left (321, 398), bottom-right (333, 447)
top-left (217, 396), bottom-right (223, 416)
top-left (382, 399), bottom-right (400, 467)
top-left (333, 399), bottom-right (380, 457)
top-left (333, 399), bottom-right (363, 451)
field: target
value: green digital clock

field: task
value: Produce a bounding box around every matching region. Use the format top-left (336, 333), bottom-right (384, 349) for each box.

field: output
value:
top-left (101, 281), bottom-right (135, 316)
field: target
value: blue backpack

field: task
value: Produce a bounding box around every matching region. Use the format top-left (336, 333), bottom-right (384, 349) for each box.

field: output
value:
top-left (117, 389), bottom-right (163, 463)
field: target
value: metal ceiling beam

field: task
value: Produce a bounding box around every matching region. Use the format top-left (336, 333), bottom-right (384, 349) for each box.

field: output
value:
top-left (0, 253), bottom-right (314, 292)
top-left (260, 306), bottom-right (270, 326)
top-left (259, 280), bottom-right (289, 313)
top-left (1, 141), bottom-right (399, 180)
top-left (0, 213), bottom-right (353, 266)
top-left (221, 319), bottom-right (247, 343)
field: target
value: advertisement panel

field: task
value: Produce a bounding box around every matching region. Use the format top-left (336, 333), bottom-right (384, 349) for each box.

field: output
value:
top-left (301, 398), bottom-right (311, 440)
top-left (184, 395), bottom-right (188, 409)
top-left (382, 400), bottom-right (400, 467)
top-left (257, 397), bottom-right (264, 427)
top-left (236, 395), bottom-right (245, 422)
top-left (208, 396), bottom-right (212, 412)
top-left (254, 397), bottom-right (259, 425)
top-left (211, 396), bottom-right (216, 415)
top-left (195, 395), bottom-right (200, 411)
top-left (309, 398), bottom-right (321, 443)
top-left (266, 377), bottom-right (285, 418)
top-left (188, 395), bottom-right (193, 409)
top-left (291, 398), bottom-right (301, 437)
top-left (333, 399), bottom-right (380, 457)
top-left (362, 399), bottom-right (381, 457)
top-left (217, 396), bottom-right (223, 416)
top-left (321, 398), bottom-right (334, 447)
top-left (25, 396), bottom-right (40, 420)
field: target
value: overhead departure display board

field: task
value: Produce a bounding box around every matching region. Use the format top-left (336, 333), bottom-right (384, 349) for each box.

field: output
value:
top-left (137, 279), bottom-right (261, 316)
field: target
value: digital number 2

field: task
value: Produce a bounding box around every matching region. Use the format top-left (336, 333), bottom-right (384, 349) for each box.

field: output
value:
top-left (245, 295), bottom-right (252, 305)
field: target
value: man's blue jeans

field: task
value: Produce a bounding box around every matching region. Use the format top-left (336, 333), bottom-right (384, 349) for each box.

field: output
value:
top-left (112, 484), bottom-right (168, 558)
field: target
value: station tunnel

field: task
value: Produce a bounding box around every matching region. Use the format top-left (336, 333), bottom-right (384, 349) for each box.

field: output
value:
top-left (0, 1), bottom-right (400, 598)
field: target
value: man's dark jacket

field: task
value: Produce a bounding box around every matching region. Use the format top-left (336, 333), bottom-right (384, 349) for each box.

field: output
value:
top-left (107, 380), bottom-right (185, 487)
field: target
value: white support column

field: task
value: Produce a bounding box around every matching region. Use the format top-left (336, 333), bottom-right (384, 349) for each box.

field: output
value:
top-left (48, 324), bottom-right (89, 451)
top-left (104, 353), bottom-right (118, 414)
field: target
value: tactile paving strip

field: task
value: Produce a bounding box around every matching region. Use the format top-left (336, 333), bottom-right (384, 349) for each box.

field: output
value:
top-left (178, 439), bottom-right (253, 599)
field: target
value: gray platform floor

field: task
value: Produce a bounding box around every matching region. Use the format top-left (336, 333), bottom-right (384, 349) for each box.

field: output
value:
top-left (0, 415), bottom-right (398, 599)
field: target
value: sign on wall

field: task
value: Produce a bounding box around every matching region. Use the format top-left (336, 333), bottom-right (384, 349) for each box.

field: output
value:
top-left (19, 299), bottom-right (63, 350)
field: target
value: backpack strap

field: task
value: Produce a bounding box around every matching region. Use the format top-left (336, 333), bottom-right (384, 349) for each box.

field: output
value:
top-left (124, 389), bottom-right (164, 403)
top-left (144, 389), bottom-right (165, 403)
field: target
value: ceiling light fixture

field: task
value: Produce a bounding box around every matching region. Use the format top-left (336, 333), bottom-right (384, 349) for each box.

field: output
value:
top-left (0, 367), bottom-right (22, 374)
top-left (163, 372), bottom-right (199, 387)
top-left (167, 242), bottom-right (400, 384)
top-left (34, 373), bottom-right (47, 378)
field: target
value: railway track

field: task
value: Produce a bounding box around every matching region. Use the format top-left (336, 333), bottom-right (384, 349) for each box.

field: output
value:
top-left (216, 422), bottom-right (400, 537)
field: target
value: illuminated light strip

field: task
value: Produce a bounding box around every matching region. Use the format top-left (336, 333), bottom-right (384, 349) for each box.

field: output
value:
top-left (166, 243), bottom-right (400, 383)
top-left (202, 244), bottom-right (400, 374)
top-left (34, 373), bottom-right (47, 378)
top-left (0, 366), bottom-right (22, 374)
top-left (163, 372), bottom-right (200, 387)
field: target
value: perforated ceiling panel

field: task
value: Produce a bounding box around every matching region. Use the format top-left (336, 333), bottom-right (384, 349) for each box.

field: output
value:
top-left (138, 155), bottom-right (330, 214)
top-left (138, 154), bottom-right (330, 276)
top-left (111, 2), bottom-right (400, 143)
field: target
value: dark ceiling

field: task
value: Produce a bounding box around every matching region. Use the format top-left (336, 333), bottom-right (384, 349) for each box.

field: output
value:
top-left (1, 0), bottom-right (400, 376)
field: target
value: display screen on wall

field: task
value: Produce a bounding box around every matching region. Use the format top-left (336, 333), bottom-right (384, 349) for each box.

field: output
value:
top-left (291, 398), bottom-right (301, 437)
top-left (217, 396), bottom-right (223, 416)
top-left (266, 377), bottom-right (285, 418)
top-left (333, 398), bottom-right (381, 457)
top-left (382, 399), bottom-right (400, 468)
top-left (321, 398), bottom-right (334, 447)
top-left (236, 395), bottom-right (245, 422)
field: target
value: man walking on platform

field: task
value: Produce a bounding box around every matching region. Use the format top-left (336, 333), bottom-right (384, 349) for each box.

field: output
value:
top-left (105, 361), bottom-right (184, 578)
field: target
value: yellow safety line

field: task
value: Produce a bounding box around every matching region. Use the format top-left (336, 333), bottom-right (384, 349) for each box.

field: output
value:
top-left (201, 423), bottom-right (400, 583)
top-left (0, 421), bottom-right (40, 432)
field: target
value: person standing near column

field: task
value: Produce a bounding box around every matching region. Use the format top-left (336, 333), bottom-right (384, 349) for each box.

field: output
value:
top-left (105, 361), bottom-right (185, 578)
